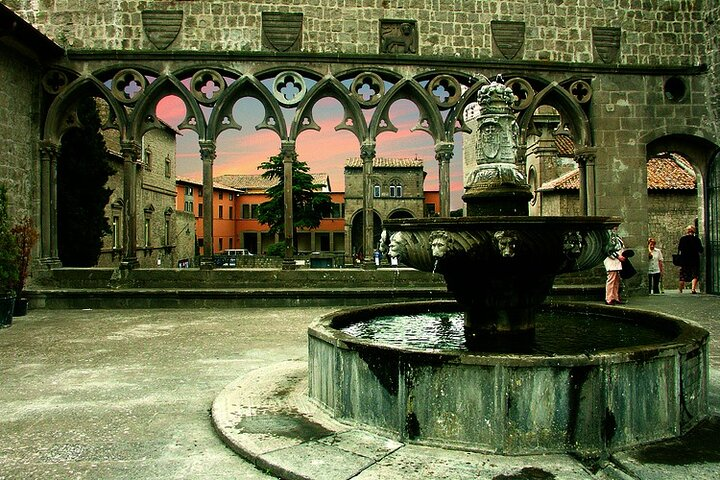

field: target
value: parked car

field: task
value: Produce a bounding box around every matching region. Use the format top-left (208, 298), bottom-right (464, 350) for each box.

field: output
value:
top-left (224, 249), bottom-right (253, 256)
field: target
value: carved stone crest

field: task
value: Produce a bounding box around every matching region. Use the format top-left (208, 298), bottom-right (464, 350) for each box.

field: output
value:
top-left (262, 12), bottom-right (303, 52)
top-left (478, 120), bottom-right (501, 161)
top-left (592, 27), bottom-right (621, 64)
top-left (491, 21), bottom-right (525, 60)
top-left (379, 19), bottom-right (418, 54)
top-left (141, 10), bottom-right (183, 50)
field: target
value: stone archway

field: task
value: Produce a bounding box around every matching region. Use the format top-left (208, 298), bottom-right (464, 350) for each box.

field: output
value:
top-left (646, 132), bottom-right (720, 292)
top-left (350, 210), bottom-right (382, 260)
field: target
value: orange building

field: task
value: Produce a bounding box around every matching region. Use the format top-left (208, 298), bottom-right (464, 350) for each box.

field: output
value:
top-left (176, 174), bottom-right (346, 256)
top-left (176, 163), bottom-right (440, 259)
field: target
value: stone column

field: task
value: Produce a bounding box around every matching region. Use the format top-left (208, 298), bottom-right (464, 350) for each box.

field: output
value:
top-left (361, 141), bottom-right (376, 267)
top-left (120, 141), bottom-right (141, 269)
top-left (576, 147), bottom-right (597, 215)
top-left (280, 140), bottom-right (297, 270)
top-left (199, 140), bottom-right (216, 269)
top-left (435, 141), bottom-right (454, 217)
top-left (39, 141), bottom-right (61, 267)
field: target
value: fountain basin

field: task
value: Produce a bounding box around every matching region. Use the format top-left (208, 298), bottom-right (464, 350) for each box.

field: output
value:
top-left (308, 301), bottom-right (709, 456)
top-left (383, 217), bottom-right (620, 346)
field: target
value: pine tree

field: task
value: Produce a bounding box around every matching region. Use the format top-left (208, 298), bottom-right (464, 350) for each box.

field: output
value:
top-left (57, 97), bottom-right (115, 266)
top-left (257, 154), bottom-right (332, 246)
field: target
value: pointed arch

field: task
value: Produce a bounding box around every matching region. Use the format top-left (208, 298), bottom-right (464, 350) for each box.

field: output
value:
top-left (517, 81), bottom-right (591, 148)
top-left (369, 78), bottom-right (444, 143)
top-left (443, 75), bottom-right (491, 140)
top-left (290, 75), bottom-right (366, 144)
top-left (208, 74), bottom-right (287, 142)
top-left (44, 76), bottom-right (127, 144)
top-left (128, 74), bottom-right (206, 141)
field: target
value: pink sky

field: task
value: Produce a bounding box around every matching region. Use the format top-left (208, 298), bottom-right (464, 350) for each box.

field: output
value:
top-left (159, 96), bottom-right (466, 210)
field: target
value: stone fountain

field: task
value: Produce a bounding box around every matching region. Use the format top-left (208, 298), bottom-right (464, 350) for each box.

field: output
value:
top-left (307, 78), bottom-right (709, 455)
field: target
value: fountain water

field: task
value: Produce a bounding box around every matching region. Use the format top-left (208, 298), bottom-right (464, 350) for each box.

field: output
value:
top-left (307, 78), bottom-right (709, 455)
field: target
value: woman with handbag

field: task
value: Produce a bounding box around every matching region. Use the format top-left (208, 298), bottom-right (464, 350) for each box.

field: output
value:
top-left (603, 226), bottom-right (626, 305)
top-left (677, 225), bottom-right (703, 294)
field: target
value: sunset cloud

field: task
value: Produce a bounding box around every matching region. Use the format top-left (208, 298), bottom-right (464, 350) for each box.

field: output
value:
top-left (159, 95), bottom-right (467, 210)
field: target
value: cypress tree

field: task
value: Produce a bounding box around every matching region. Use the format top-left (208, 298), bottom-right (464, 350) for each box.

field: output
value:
top-left (57, 97), bottom-right (115, 266)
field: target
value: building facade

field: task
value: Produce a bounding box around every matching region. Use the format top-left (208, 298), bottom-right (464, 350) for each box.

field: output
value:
top-left (2, 2), bottom-right (720, 289)
top-left (178, 160), bottom-right (440, 264)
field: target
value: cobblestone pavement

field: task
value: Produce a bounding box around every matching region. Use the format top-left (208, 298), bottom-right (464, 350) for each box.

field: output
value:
top-left (0, 292), bottom-right (718, 479)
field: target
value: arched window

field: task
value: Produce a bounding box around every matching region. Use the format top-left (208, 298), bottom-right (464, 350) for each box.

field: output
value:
top-left (389, 180), bottom-right (403, 198)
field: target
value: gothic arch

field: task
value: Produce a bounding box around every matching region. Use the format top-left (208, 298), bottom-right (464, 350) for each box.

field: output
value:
top-left (44, 75), bottom-right (126, 144)
top-left (291, 75), bottom-right (367, 143)
top-left (129, 73), bottom-right (206, 141)
top-left (369, 77), bottom-right (444, 143)
top-left (443, 74), bottom-right (491, 138)
top-left (517, 81), bottom-right (592, 148)
top-left (209, 74), bottom-right (287, 142)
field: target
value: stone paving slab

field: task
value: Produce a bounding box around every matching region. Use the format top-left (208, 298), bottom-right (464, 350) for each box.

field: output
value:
top-left (1, 296), bottom-right (719, 479)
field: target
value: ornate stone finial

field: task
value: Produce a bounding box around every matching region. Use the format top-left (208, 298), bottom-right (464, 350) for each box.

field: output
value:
top-left (477, 80), bottom-right (517, 116)
top-left (463, 76), bottom-right (531, 216)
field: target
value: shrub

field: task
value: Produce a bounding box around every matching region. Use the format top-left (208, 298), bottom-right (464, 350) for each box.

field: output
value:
top-left (0, 186), bottom-right (19, 296)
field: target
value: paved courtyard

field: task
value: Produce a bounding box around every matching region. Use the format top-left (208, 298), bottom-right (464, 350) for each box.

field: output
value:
top-left (0, 292), bottom-right (718, 479)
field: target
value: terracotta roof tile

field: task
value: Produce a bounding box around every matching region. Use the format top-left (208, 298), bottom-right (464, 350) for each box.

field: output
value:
top-left (538, 153), bottom-right (696, 192)
top-left (537, 169), bottom-right (580, 191)
top-left (345, 157), bottom-right (425, 168)
top-left (554, 134), bottom-right (575, 156)
top-left (176, 176), bottom-right (243, 191)
top-left (212, 173), bottom-right (330, 191)
top-left (647, 153), bottom-right (696, 190)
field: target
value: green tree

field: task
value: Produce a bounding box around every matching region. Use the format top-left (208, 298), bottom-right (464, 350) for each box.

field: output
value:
top-left (0, 185), bottom-right (19, 295)
top-left (257, 154), bottom-right (332, 247)
top-left (57, 97), bottom-right (115, 266)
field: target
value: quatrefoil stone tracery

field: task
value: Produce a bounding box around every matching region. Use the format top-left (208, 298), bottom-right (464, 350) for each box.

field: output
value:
top-left (505, 77), bottom-right (535, 111)
top-left (350, 73), bottom-right (385, 107)
top-left (427, 75), bottom-right (461, 108)
top-left (272, 71), bottom-right (306, 106)
top-left (111, 69), bottom-right (146, 104)
top-left (190, 69), bottom-right (226, 104)
top-left (569, 80), bottom-right (593, 104)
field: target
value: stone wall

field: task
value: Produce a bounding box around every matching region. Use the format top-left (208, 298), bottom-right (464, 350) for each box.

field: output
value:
top-left (708, 4), bottom-right (720, 149)
top-left (7, 1), bottom-right (708, 66)
top-left (0, 45), bottom-right (39, 224)
top-left (98, 126), bottom-right (189, 268)
top-left (648, 190), bottom-right (700, 289)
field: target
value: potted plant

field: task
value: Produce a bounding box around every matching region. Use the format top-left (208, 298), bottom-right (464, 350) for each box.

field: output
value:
top-left (10, 216), bottom-right (39, 316)
top-left (0, 185), bottom-right (19, 327)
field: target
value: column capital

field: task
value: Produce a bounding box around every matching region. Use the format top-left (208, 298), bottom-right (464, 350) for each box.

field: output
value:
top-left (575, 146), bottom-right (597, 165)
top-left (199, 140), bottom-right (217, 163)
top-left (39, 140), bottom-right (59, 159)
top-left (120, 141), bottom-right (142, 163)
top-left (280, 140), bottom-right (297, 160)
top-left (435, 141), bottom-right (454, 162)
top-left (360, 142), bottom-right (376, 162)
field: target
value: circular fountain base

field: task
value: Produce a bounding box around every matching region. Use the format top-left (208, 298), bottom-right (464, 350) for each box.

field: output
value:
top-left (308, 301), bottom-right (709, 456)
